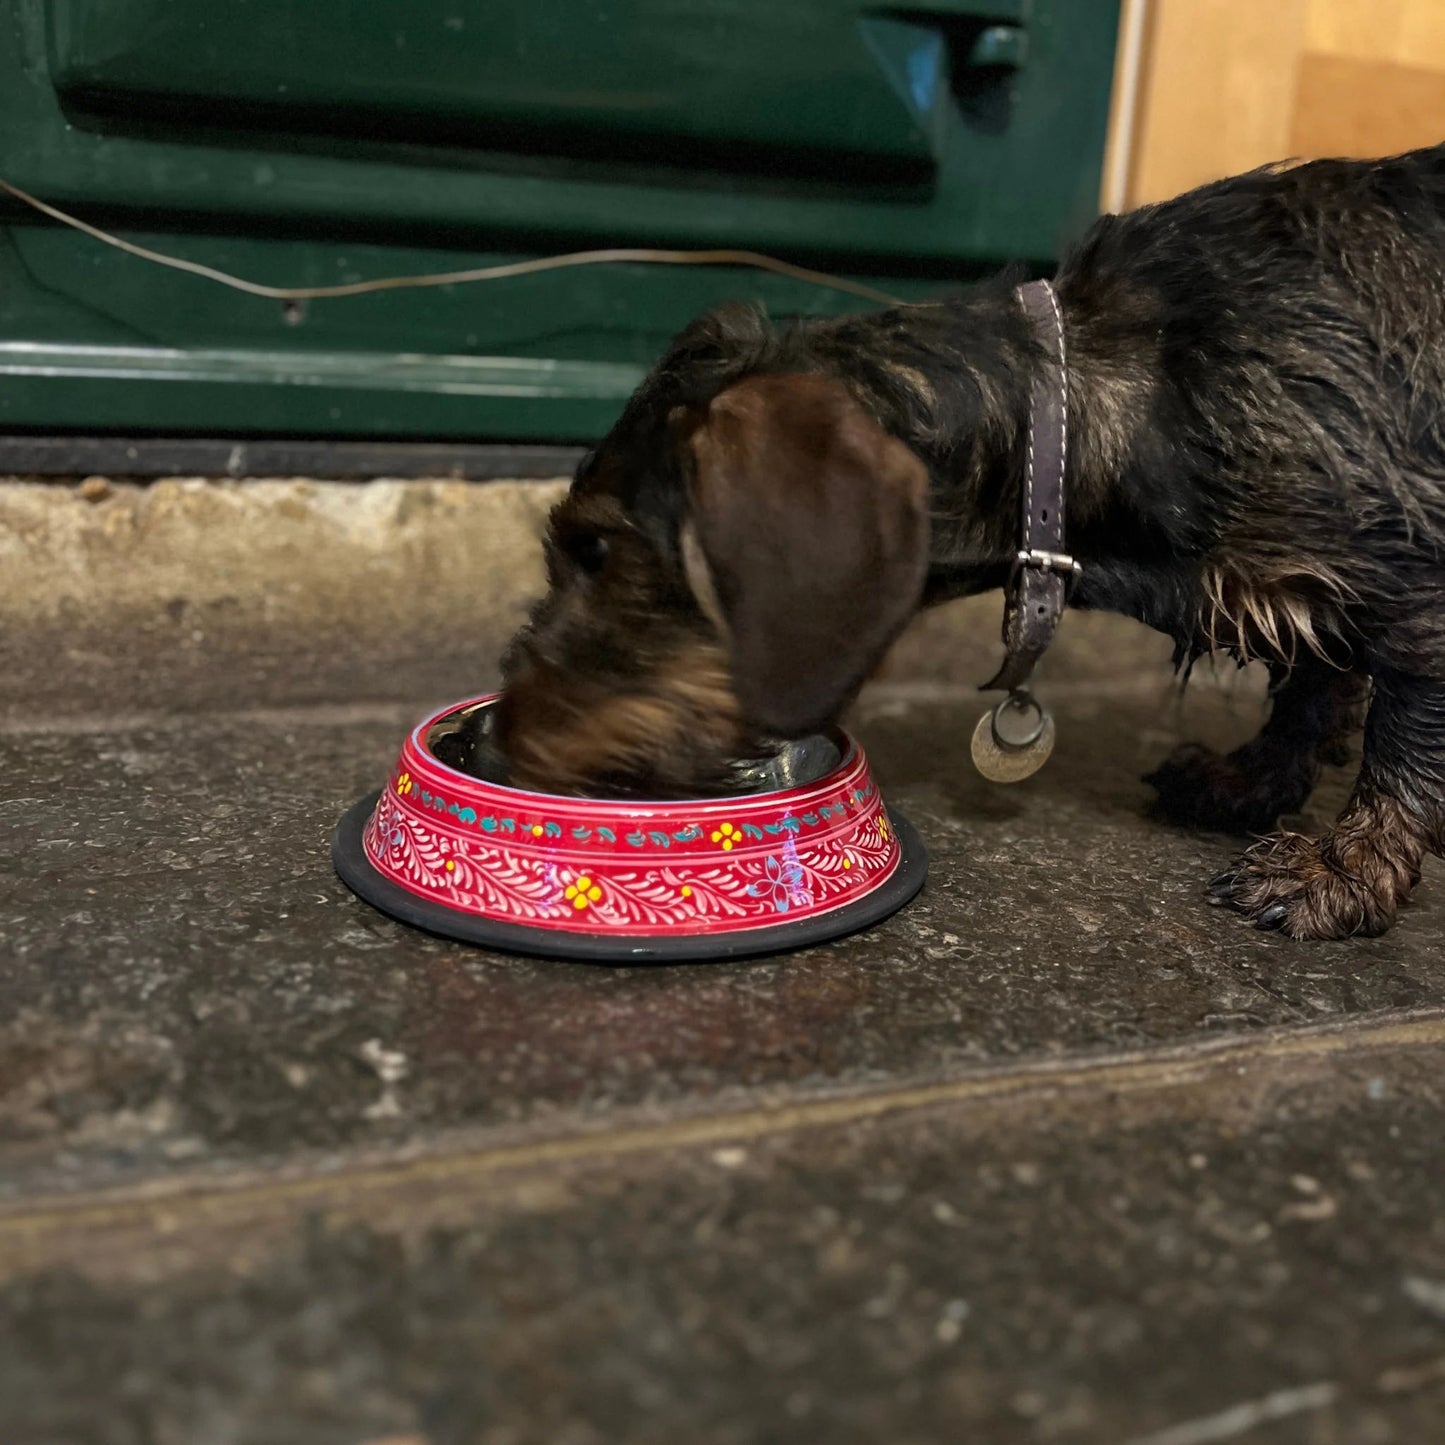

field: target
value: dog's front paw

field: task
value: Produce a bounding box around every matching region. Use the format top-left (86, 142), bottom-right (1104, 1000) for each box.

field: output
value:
top-left (1145, 742), bottom-right (1310, 835)
top-left (1208, 830), bottom-right (1410, 939)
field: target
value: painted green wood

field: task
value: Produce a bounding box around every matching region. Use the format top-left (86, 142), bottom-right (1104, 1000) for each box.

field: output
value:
top-left (0, 223), bottom-right (944, 439)
top-left (0, 0), bottom-right (1121, 440)
top-left (5, 0), bottom-right (1116, 261)
top-left (50, 0), bottom-right (1030, 177)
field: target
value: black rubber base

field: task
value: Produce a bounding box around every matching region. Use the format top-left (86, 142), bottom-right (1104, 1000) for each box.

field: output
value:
top-left (332, 790), bottom-right (929, 963)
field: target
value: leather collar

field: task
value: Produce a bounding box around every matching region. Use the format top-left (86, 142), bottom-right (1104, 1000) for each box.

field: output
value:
top-left (982, 278), bottom-right (1079, 695)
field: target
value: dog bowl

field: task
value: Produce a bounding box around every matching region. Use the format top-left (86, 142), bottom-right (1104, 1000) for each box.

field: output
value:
top-left (332, 695), bottom-right (927, 962)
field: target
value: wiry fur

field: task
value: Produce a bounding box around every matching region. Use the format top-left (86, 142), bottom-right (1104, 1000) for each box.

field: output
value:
top-left (502, 641), bottom-right (742, 796)
top-left (495, 143), bottom-right (1445, 939)
top-left (1197, 560), bottom-right (1355, 667)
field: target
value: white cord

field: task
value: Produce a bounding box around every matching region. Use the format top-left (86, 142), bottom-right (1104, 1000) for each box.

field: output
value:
top-left (0, 176), bottom-right (904, 307)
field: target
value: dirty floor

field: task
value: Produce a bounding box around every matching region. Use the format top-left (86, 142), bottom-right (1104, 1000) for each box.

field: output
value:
top-left (3, 654), bottom-right (1444, 1444)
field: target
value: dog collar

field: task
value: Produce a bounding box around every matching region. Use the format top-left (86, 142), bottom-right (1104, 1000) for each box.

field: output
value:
top-left (983, 278), bottom-right (1078, 693)
top-left (972, 278), bottom-right (1078, 780)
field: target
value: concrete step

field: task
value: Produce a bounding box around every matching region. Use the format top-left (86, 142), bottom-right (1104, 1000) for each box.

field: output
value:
top-left (2, 1009), bottom-right (1441, 1445)
top-left (5, 471), bottom-right (1441, 1444)
top-left (0, 474), bottom-right (1187, 719)
top-left (4, 678), bottom-right (1439, 1202)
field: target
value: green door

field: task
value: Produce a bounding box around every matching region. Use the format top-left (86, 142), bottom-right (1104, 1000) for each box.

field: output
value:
top-left (0, 0), bottom-right (1120, 441)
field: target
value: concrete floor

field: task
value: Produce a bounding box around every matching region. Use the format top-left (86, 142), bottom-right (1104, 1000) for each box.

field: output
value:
top-left (4, 630), bottom-right (1445, 1445)
top-left (3, 469), bottom-right (1445, 1444)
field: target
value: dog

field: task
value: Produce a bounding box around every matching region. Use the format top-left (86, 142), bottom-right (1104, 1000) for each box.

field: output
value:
top-left (491, 143), bottom-right (1445, 941)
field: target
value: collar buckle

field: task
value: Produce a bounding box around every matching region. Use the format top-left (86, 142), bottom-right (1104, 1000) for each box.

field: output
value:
top-left (1015, 548), bottom-right (1082, 582)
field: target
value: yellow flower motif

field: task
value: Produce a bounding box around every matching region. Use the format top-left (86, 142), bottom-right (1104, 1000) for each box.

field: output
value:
top-left (710, 822), bottom-right (739, 851)
top-left (395, 771), bottom-right (414, 796)
top-left (531, 824), bottom-right (545, 837)
top-left (843, 858), bottom-right (853, 870)
top-left (680, 885), bottom-right (693, 898)
top-left (444, 859), bottom-right (455, 872)
top-left (565, 875), bottom-right (603, 910)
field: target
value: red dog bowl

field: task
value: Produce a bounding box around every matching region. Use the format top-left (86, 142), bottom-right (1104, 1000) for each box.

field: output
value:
top-left (332, 695), bottom-right (927, 961)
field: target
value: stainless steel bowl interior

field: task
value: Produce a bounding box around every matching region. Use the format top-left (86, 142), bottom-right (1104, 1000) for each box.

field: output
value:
top-left (426, 699), bottom-right (843, 799)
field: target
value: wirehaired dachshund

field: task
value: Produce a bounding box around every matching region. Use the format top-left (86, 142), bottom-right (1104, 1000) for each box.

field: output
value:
top-left (491, 143), bottom-right (1445, 940)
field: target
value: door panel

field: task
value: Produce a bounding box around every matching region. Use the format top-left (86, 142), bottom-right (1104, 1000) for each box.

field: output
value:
top-left (49, 0), bottom-right (1029, 179)
top-left (0, 0), bottom-right (1121, 440)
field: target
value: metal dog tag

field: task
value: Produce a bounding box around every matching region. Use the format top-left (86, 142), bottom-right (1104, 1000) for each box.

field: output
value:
top-left (971, 691), bottom-right (1055, 783)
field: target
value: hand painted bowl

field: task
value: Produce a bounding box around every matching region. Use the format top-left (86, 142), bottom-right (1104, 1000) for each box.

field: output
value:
top-left (332, 695), bottom-right (927, 962)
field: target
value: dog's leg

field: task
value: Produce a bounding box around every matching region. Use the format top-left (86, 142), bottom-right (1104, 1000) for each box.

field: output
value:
top-left (1146, 659), bottom-right (1366, 834)
top-left (1212, 656), bottom-right (1445, 939)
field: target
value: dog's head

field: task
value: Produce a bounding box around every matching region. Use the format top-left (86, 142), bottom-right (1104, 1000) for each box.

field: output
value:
top-left (496, 305), bottom-right (933, 796)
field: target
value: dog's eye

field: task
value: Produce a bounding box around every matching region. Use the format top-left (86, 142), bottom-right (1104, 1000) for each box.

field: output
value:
top-left (567, 531), bottom-right (610, 576)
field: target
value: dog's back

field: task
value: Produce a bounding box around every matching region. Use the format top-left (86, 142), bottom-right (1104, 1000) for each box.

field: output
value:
top-left (1061, 142), bottom-right (1445, 568)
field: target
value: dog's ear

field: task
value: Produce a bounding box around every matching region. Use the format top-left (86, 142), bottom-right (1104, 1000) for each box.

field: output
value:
top-left (674, 373), bottom-right (930, 736)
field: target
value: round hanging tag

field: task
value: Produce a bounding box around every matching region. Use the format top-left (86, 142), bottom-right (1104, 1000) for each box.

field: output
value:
top-left (971, 692), bottom-right (1056, 783)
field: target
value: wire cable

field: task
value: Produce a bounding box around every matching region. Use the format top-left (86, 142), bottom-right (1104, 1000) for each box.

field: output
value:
top-left (0, 176), bottom-right (905, 307)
